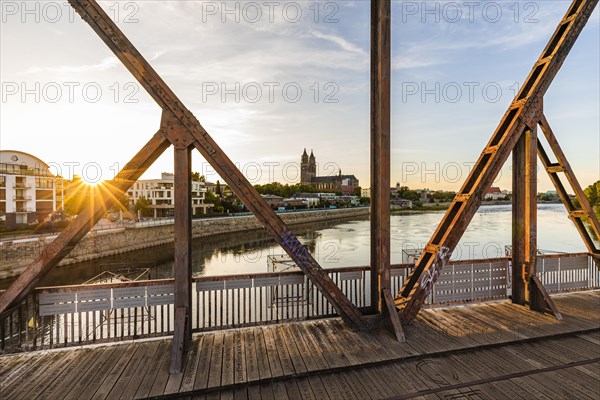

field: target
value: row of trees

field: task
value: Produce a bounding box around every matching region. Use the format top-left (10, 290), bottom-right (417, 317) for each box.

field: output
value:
top-left (253, 182), bottom-right (317, 198)
top-left (253, 182), bottom-right (365, 198)
top-left (392, 186), bottom-right (458, 205)
top-left (584, 180), bottom-right (600, 219)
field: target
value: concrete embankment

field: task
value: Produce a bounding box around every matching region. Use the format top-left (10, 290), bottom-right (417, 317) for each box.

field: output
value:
top-left (0, 208), bottom-right (369, 279)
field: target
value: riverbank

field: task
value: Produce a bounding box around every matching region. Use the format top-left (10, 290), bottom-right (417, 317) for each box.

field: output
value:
top-left (391, 200), bottom-right (565, 215)
top-left (0, 207), bottom-right (369, 279)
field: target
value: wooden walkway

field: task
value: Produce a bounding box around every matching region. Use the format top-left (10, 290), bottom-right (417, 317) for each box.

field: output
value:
top-left (1, 291), bottom-right (599, 399)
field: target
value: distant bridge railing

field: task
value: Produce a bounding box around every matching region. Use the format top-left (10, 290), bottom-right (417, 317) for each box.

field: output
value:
top-left (1, 253), bottom-right (598, 354)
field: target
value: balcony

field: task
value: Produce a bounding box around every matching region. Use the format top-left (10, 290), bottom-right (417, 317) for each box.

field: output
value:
top-left (14, 196), bottom-right (32, 201)
top-left (13, 183), bottom-right (32, 189)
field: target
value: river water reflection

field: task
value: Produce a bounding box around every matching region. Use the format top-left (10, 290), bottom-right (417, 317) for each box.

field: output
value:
top-left (3, 204), bottom-right (594, 289)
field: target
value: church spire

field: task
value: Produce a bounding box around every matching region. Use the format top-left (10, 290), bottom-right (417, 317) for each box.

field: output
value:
top-left (302, 148), bottom-right (308, 157)
top-left (309, 149), bottom-right (315, 159)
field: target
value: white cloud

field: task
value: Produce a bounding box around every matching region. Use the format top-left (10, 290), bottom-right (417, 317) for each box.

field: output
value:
top-left (19, 57), bottom-right (120, 75)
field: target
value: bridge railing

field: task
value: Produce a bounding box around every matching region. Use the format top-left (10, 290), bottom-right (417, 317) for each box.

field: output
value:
top-left (1, 253), bottom-right (598, 354)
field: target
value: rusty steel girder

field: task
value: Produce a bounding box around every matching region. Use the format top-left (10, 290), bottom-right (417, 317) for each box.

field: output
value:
top-left (537, 115), bottom-right (600, 256)
top-left (0, 132), bottom-right (171, 313)
top-left (0, 0), bottom-right (368, 331)
top-left (396, 0), bottom-right (599, 322)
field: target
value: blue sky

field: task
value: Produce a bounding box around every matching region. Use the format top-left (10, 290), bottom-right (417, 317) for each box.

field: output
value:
top-left (1, 1), bottom-right (598, 192)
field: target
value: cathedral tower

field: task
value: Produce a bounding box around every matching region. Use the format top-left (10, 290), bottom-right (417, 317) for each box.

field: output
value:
top-left (309, 150), bottom-right (316, 181)
top-left (300, 148), bottom-right (310, 185)
top-left (300, 148), bottom-right (316, 185)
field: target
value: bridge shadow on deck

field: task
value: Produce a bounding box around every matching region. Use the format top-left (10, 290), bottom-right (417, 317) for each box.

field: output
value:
top-left (1, 291), bottom-right (599, 400)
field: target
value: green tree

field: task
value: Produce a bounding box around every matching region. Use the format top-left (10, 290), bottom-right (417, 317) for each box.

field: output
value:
top-left (216, 180), bottom-right (222, 197)
top-left (584, 180), bottom-right (600, 219)
top-left (205, 191), bottom-right (221, 207)
top-left (254, 182), bottom-right (316, 198)
top-left (134, 196), bottom-right (151, 215)
top-left (395, 186), bottom-right (420, 202)
top-left (213, 205), bottom-right (225, 213)
top-left (192, 172), bottom-right (205, 182)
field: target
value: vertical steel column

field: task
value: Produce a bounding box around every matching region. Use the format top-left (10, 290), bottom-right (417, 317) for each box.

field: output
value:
top-left (370, 0), bottom-right (391, 313)
top-left (171, 143), bottom-right (193, 373)
top-left (512, 126), bottom-right (544, 311)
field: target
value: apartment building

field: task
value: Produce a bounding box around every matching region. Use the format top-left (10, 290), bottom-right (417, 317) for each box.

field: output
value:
top-left (127, 173), bottom-right (212, 218)
top-left (0, 150), bottom-right (64, 226)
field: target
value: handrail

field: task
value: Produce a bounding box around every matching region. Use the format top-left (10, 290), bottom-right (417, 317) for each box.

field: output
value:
top-left (26, 263), bottom-right (414, 292)
top-left (0, 253), bottom-right (596, 354)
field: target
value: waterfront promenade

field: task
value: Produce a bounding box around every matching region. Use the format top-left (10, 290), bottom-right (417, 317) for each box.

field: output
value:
top-left (0, 207), bottom-right (369, 280)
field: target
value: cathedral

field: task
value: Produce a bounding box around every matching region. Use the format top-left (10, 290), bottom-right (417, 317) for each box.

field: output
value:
top-left (300, 149), bottom-right (359, 194)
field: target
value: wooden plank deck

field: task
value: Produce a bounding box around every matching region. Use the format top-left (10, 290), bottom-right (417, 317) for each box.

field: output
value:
top-left (1, 291), bottom-right (599, 399)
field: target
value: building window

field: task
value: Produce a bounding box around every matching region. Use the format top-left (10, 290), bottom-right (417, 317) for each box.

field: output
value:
top-left (36, 177), bottom-right (54, 189)
top-left (36, 190), bottom-right (53, 200)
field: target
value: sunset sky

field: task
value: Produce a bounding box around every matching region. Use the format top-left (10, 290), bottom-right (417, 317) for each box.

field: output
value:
top-left (1, 1), bottom-right (598, 192)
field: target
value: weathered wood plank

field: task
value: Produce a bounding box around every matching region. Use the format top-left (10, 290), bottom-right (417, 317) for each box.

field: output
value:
top-left (221, 331), bottom-right (235, 386)
top-left (3, 350), bottom-right (65, 397)
top-left (242, 330), bottom-right (259, 382)
top-left (37, 350), bottom-right (98, 400)
top-left (383, 288), bottom-right (405, 342)
top-left (91, 344), bottom-right (139, 400)
top-left (275, 325), bottom-right (307, 374)
top-left (207, 333), bottom-right (224, 388)
top-left (179, 337), bottom-right (204, 393)
top-left (0, 352), bottom-right (58, 393)
top-left (253, 328), bottom-right (273, 380)
top-left (293, 324), bottom-right (331, 370)
top-left (233, 330), bottom-right (247, 384)
top-left (63, 346), bottom-right (119, 400)
top-left (107, 343), bottom-right (151, 399)
top-left (261, 327), bottom-right (284, 378)
top-left (15, 349), bottom-right (80, 400)
top-left (66, 345), bottom-right (126, 400)
top-left (118, 340), bottom-right (161, 399)
top-left (285, 324), bottom-right (320, 372)
top-left (133, 340), bottom-right (170, 399)
top-left (148, 341), bottom-right (174, 397)
top-left (193, 334), bottom-right (215, 391)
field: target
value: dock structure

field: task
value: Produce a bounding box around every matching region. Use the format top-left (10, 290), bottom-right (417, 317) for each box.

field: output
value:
top-left (1, 291), bottom-right (599, 399)
top-left (1, 0), bottom-right (600, 398)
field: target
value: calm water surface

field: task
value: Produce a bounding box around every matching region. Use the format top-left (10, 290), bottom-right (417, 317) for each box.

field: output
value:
top-left (2, 204), bottom-right (594, 289)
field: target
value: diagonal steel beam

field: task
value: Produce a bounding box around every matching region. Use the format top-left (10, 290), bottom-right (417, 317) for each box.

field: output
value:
top-left (0, 132), bottom-right (171, 313)
top-left (395, 0), bottom-right (599, 323)
top-left (67, 0), bottom-right (367, 329)
top-left (537, 114), bottom-right (600, 255)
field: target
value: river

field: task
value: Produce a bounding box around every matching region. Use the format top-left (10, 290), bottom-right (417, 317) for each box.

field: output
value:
top-left (0, 203), bottom-right (595, 289)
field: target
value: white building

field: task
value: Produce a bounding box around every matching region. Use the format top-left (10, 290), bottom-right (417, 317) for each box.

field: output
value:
top-left (485, 187), bottom-right (510, 200)
top-left (127, 173), bottom-right (212, 218)
top-left (0, 150), bottom-right (64, 226)
top-left (361, 188), bottom-right (370, 198)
